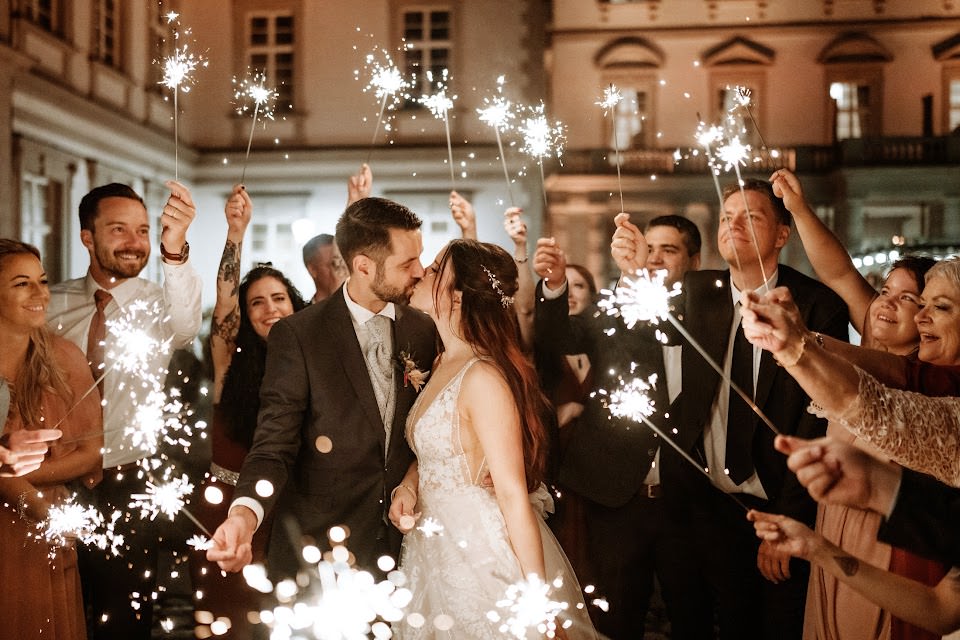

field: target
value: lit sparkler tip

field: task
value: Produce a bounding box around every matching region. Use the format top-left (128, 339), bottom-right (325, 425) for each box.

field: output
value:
top-left (519, 103), bottom-right (567, 161)
top-left (164, 11), bottom-right (179, 23)
top-left (187, 535), bottom-right (214, 551)
top-left (732, 85), bottom-right (752, 109)
top-left (605, 373), bottom-right (660, 423)
top-left (420, 89), bottom-right (455, 119)
top-left (596, 84), bottom-right (623, 113)
top-left (597, 268), bottom-right (679, 328)
top-left (129, 474), bottom-right (194, 521)
top-left (491, 574), bottom-right (569, 639)
top-left (696, 123), bottom-right (724, 148)
top-left (716, 135), bottom-right (751, 171)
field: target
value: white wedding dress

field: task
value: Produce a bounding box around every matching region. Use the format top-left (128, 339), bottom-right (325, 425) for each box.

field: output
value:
top-left (394, 358), bottom-right (598, 639)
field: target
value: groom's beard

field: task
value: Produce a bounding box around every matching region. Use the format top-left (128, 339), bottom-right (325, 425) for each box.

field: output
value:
top-left (372, 270), bottom-right (417, 305)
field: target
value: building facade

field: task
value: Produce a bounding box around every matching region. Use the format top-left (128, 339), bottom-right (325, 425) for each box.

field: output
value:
top-left (547, 0), bottom-right (960, 282)
top-left (1, 0), bottom-right (550, 301)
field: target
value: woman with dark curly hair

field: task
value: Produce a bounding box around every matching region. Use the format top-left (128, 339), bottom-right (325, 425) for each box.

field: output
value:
top-left (389, 239), bottom-right (597, 639)
top-left (190, 186), bottom-right (306, 639)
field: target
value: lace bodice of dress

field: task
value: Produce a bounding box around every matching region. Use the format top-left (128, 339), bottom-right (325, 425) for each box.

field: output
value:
top-left (406, 358), bottom-right (487, 502)
top-left (814, 366), bottom-right (960, 487)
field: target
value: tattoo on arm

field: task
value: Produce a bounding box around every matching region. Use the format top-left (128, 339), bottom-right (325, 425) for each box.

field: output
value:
top-left (212, 307), bottom-right (240, 343)
top-left (218, 240), bottom-right (242, 297)
top-left (833, 555), bottom-right (860, 577)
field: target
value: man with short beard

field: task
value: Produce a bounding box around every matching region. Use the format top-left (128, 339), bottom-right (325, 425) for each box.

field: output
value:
top-left (47, 181), bottom-right (202, 639)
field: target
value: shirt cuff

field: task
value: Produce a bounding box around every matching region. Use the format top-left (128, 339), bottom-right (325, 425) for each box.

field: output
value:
top-left (230, 497), bottom-right (264, 530)
top-left (541, 280), bottom-right (567, 300)
top-left (882, 470), bottom-right (904, 520)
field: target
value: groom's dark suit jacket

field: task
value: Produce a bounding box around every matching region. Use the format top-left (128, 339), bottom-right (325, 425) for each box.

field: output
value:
top-left (233, 285), bottom-right (436, 577)
top-left (663, 265), bottom-right (848, 522)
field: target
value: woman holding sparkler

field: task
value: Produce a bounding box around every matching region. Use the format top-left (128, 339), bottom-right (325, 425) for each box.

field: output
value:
top-left (190, 186), bottom-right (306, 638)
top-left (389, 239), bottom-right (597, 639)
top-left (0, 239), bottom-right (102, 639)
top-left (772, 169), bottom-right (950, 640)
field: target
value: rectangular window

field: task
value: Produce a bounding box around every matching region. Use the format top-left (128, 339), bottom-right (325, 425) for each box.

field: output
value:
top-left (402, 8), bottom-right (451, 104)
top-left (147, 1), bottom-right (176, 90)
top-left (93, 0), bottom-right (119, 67)
top-left (21, 0), bottom-right (59, 32)
top-left (949, 78), bottom-right (960, 132)
top-left (608, 87), bottom-right (648, 150)
top-left (247, 12), bottom-right (295, 111)
top-left (20, 175), bottom-right (64, 282)
top-left (830, 81), bottom-right (870, 141)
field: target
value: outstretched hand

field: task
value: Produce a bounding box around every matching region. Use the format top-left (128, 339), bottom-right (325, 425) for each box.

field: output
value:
top-left (533, 238), bottom-right (567, 289)
top-left (769, 169), bottom-right (807, 215)
top-left (775, 435), bottom-right (900, 515)
top-left (0, 428), bottom-right (62, 477)
top-left (161, 180), bottom-right (196, 254)
top-left (207, 508), bottom-right (256, 572)
top-left (224, 184), bottom-right (253, 236)
top-left (740, 287), bottom-right (808, 358)
top-left (347, 163), bottom-right (373, 205)
top-left (749, 510), bottom-right (821, 562)
top-left (449, 191), bottom-right (477, 239)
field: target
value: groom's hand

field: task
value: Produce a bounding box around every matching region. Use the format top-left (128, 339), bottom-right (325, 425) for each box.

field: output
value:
top-left (207, 506), bottom-right (256, 572)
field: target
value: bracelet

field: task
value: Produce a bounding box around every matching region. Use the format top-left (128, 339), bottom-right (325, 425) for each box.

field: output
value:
top-left (812, 331), bottom-right (825, 348)
top-left (773, 333), bottom-right (807, 368)
top-left (390, 483), bottom-right (417, 502)
top-left (514, 255), bottom-right (529, 264)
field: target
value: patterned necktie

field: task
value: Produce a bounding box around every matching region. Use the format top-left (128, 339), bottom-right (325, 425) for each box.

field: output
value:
top-left (86, 289), bottom-right (113, 393)
top-left (725, 308), bottom-right (756, 484)
top-left (363, 314), bottom-right (396, 452)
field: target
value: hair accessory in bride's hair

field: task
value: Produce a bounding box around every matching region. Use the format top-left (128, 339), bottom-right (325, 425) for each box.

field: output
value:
top-left (481, 265), bottom-right (514, 308)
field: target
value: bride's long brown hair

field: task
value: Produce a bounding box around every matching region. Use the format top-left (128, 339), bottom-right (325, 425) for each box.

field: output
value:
top-left (433, 239), bottom-right (549, 490)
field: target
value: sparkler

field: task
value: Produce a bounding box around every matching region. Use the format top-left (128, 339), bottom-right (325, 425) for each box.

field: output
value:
top-left (598, 374), bottom-right (753, 511)
top-left (360, 49), bottom-right (409, 164)
top-left (600, 270), bottom-right (780, 436)
top-left (716, 129), bottom-right (771, 291)
top-left (233, 71), bottom-right (279, 183)
top-left (255, 549), bottom-right (412, 639)
top-left (478, 76), bottom-right (517, 206)
top-left (697, 117), bottom-right (744, 276)
top-left (489, 574), bottom-right (570, 639)
top-left (129, 474), bottom-right (195, 521)
top-left (419, 69), bottom-right (457, 188)
top-left (729, 85), bottom-right (768, 150)
top-left (519, 103), bottom-right (567, 208)
top-left (41, 496), bottom-right (124, 556)
top-left (597, 84), bottom-right (626, 212)
top-left (157, 13), bottom-right (207, 182)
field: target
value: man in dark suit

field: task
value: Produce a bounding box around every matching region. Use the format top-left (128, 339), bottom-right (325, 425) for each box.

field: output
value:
top-left (534, 215), bottom-right (712, 639)
top-left (615, 180), bottom-right (847, 640)
top-left (207, 196), bottom-right (436, 577)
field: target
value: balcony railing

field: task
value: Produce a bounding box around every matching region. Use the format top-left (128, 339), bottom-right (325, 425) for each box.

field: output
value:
top-left (556, 136), bottom-right (960, 176)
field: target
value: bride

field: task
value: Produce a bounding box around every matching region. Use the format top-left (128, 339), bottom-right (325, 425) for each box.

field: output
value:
top-left (389, 239), bottom-right (597, 639)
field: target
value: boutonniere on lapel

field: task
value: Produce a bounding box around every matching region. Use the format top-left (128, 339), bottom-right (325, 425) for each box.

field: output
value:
top-left (398, 350), bottom-right (429, 392)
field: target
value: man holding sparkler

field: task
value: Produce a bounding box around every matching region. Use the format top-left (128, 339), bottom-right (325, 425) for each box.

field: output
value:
top-left (47, 181), bottom-right (203, 639)
top-left (533, 214), bottom-right (709, 639)
top-left (644, 180), bottom-right (847, 640)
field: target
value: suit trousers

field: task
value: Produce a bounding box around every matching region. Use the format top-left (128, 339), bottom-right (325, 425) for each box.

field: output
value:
top-left (668, 487), bottom-right (808, 640)
top-left (582, 489), bottom-right (714, 640)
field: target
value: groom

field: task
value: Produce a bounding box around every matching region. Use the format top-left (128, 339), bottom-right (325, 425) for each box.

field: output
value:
top-left (207, 196), bottom-right (436, 577)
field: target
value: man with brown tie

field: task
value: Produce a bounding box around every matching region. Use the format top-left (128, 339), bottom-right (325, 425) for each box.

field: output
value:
top-left (47, 181), bottom-right (202, 639)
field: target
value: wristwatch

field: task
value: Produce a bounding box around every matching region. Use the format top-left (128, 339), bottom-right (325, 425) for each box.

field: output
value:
top-left (160, 241), bottom-right (190, 264)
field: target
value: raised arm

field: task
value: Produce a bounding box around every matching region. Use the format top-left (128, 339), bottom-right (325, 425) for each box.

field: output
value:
top-left (448, 191), bottom-right (477, 240)
top-left (770, 169), bottom-right (876, 334)
top-left (462, 362), bottom-right (544, 578)
top-left (210, 185), bottom-right (253, 402)
top-left (347, 163), bottom-right (373, 206)
top-left (504, 207), bottom-right (534, 350)
top-left (750, 510), bottom-right (960, 636)
top-left (159, 180), bottom-right (204, 349)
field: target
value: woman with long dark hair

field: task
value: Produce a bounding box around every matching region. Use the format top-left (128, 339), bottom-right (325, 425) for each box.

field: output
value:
top-left (389, 239), bottom-right (597, 639)
top-left (190, 186), bottom-right (306, 639)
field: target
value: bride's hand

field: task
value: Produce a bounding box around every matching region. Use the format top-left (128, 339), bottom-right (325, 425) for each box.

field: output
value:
top-left (388, 483), bottom-right (421, 533)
